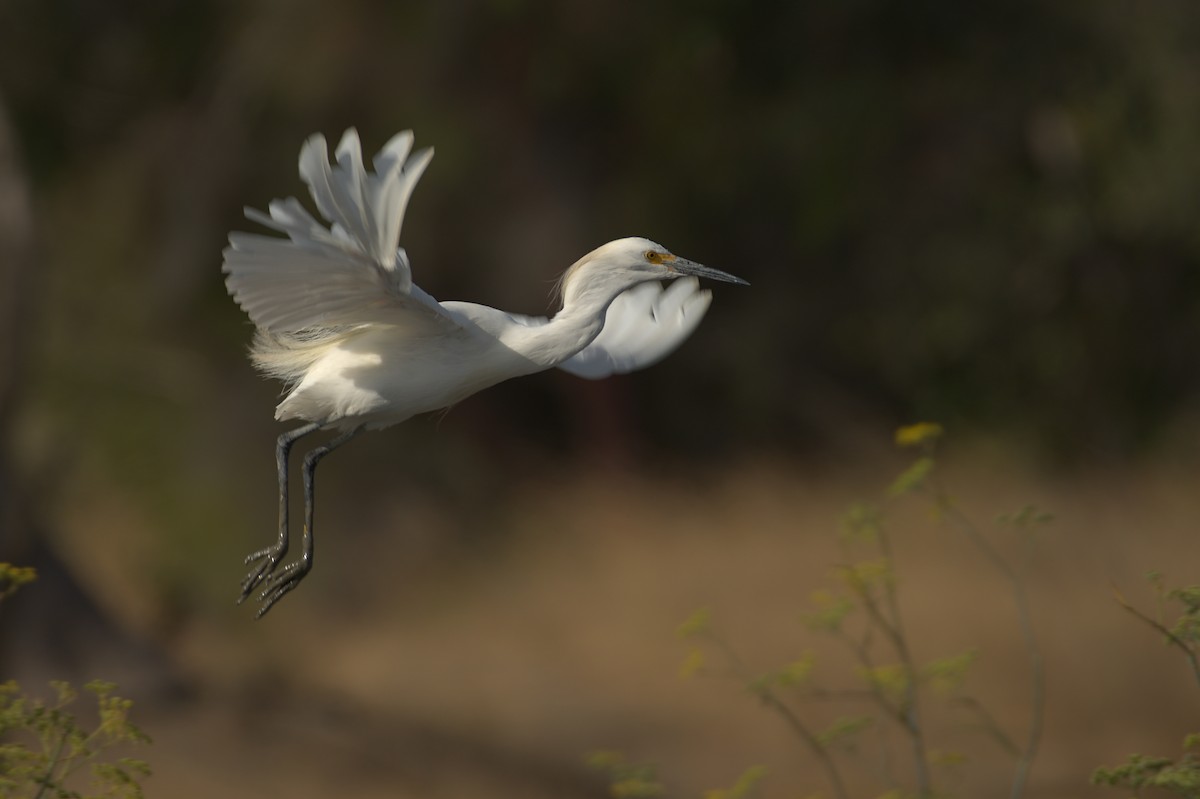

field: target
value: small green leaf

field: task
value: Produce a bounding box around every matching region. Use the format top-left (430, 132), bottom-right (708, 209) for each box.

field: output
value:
top-left (922, 650), bottom-right (978, 694)
top-left (585, 750), bottom-right (625, 769)
top-left (838, 559), bottom-right (893, 595)
top-left (930, 748), bottom-right (969, 767)
top-left (679, 648), bottom-right (705, 679)
top-left (1168, 586), bottom-right (1200, 614)
top-left (995, 505), bottom-right (1055, 527)
top-left (774, 653), bottom-right (816, 688)
top-left (801, 590), bottom-right (854, 633)
top-left (677, 608), bottom-right (711, 639)
top-left (817, 715), bottom-right (874, 748)
top-left (587, 751), bottom-right (665, 798)
top-left (888, 457), bottom-right (934, 497)
top-left (704, 765), bottom-right (767, 799)
top-left (744, 674), bottom-right (771, 699)
top-left (840, 503), bottom-right (882, 541)
top-left (610, 776), bottom-right (665, 798)
top-left (858, 664), bottom-right (909, 703)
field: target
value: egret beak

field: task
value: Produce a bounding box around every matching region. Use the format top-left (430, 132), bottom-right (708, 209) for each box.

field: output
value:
top-left (668, 256), bottom-right (750, 286)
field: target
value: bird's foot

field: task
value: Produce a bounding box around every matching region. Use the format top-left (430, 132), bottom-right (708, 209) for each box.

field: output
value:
top-left (251, 558), bottom-right (312, 618)
top-left (239, 545), bottom-right (286, 604)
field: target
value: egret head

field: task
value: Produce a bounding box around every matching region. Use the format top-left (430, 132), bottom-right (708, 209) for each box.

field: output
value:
top-left (557, 236), bottom-right (747, 307)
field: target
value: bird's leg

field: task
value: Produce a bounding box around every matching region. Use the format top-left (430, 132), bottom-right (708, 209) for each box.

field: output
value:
top-left (239, 421), bottom-right (320, 603)
top-left (255, 424), bottom-right (363, 617)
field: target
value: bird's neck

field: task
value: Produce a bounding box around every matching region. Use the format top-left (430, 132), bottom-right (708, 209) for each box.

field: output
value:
top-left (507, 279), bottom-right (624, 369)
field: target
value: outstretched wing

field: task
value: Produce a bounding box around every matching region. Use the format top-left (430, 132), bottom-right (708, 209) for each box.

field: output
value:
top-left (223, 129), bottom-right (462, 334)
top-left (557, 277), bottom-right (713, 379)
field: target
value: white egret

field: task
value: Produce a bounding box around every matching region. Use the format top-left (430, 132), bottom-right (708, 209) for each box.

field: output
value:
top-left (223, 128), bottom-right (748, 617)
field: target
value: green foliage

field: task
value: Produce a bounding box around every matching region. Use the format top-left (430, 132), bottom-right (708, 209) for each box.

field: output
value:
top-left (886, 458), bottom-right (935, 499)
top-left (921, 651), bottom-right (979, 695)
top-left (1096, 575), bottom-right (1200, 796)
top-left (591, 756), bottom-right (770, 799)
top-left (586, 751), bottom-right (665, 798)
top-left (886, 424), bottom-right (943, 499)
top-left (1092, 739), bottom-right (1200, 798)
top-left (855, 664), bottom-right (910, 707)
top-left (840, 503), bottom-right (883, 543)
top-left (1173, 587), bottom-right (1200, 616)
top-left (928, 749), bottom-right (969, 768)
top-left (0, 680), bottom-right (150, 799)
top-left (677, 608), bottom-right (713, 640)
top-left (0, 567), bottom-right (151, 799)
top-left (994, 506), bottom-right (1054, 528)
top-left (667, 425), bottom-right (1045, 799)
top-left (0, 566), bottom-right (36, 605)
top-left (773, 654), bottom-right (817, 689)
top-left (801, 590), bottom-right (855, 634)
top-left (678, 648), bottom-right (706, 680)
top-left (837, 559), bottom-right (894, 598)
top-left (1112, 573), bottom-right (1200, 689)
top-left (703, 765), bottom-right (767, 799)
top-left (816, 716), bottom-right (874, 750)
top-left (1166, 585), bottom-right (1200, 645)
top-left (606, 426), bottom-right (1197, 798)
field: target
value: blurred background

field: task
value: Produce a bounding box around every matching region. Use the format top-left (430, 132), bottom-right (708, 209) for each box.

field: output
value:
top-left (2, 0), bottom-right (1200, 796)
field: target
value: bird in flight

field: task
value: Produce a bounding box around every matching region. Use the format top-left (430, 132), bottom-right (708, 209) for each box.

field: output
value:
top-left (223, 128), bottom-right (748, 617)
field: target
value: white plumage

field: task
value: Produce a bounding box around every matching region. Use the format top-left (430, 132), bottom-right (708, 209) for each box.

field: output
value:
top-left (223, 128), bottom-right (747, 616)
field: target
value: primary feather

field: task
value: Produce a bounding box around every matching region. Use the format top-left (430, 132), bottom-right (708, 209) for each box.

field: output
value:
top-left (223, 129), bottom-right (448, 336)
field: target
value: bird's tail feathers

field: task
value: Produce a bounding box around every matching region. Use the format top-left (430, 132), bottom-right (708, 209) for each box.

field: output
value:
top-left (249, 328), bottom-right (345, 388)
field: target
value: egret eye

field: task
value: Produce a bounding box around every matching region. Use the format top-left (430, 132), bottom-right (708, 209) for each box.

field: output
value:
top-left (645, 250), bottom-right (663, 264)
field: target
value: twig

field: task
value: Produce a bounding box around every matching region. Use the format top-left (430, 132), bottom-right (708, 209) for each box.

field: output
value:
top-left (834, 628), bottom-right (903, 725)
top-left (33, 729), bottom-right (69, 799)
top-left (949, 696), bottom-right (1022, 758)
top-left (835, 621), bottom-right (932, 795)
top-left (705, 632), bottom-right (851, 799)
top-left (932, 487), bottom-right (1044, 799)
top-left (805, 686), bottom-right (880, 701)
top-left (872, 524), bottom-right (934, 796)
top-left (1111, 583), bottom-right (1200, 692)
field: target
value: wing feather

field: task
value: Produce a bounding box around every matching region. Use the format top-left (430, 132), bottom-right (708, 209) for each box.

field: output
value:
top-left (223, 128), bottom-right (456, 335)
top-left (557, 277), bottom-right (713, 379)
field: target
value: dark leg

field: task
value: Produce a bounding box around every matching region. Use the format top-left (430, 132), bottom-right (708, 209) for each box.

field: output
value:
top-left (239, 421), bottom-right (320, 603)
top-left (254, 424), bottom-right (363, 617)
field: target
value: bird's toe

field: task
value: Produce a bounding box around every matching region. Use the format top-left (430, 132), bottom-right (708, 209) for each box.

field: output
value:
top-left (253, 559), bottom-right (311, 618)
top-left (238, 547), bottom-right (286, 602)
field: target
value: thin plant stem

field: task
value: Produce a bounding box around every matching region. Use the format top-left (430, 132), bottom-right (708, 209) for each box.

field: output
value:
top-left (836, 515), bottom-right (933, 795)
top-left (834, 628), bottom-right (903, 725)
top-left (33, 729), bottom-right (69, 799)
top-left (931, 484), bottom-right (1044, 799)
top-left (834, 618), bottom-right (933, 797)
top-left (950, 696), bottom-right (1022, 758)
top-left (806, 687), bottom-right (879, 701)
top-left (705, 632), bottom-right (851, 799)
top-left (870, 523), bottom-right (934, 796)
top-left (1111, 583), bottom-right (1200, 692)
